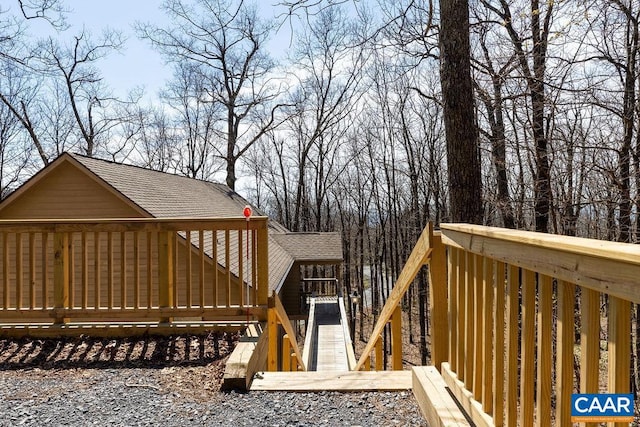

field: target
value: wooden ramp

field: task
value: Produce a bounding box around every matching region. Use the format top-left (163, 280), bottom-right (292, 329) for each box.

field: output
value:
top-left (249, 370), bottom-right (412, 391)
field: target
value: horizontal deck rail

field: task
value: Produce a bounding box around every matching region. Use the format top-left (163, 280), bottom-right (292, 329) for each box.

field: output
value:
top-left (0, 217), bottom-right (270, 332)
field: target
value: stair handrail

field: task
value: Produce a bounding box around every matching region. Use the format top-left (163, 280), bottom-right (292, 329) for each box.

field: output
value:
top-left (354, 223), bottom-right (433, 371)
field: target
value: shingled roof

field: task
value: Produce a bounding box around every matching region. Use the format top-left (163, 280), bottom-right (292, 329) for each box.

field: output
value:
top-left (1, 153), bottom-right (343, 292)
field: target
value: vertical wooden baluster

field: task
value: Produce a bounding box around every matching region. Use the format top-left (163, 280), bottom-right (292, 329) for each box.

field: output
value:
top-left (133, 231), bottom-right (140, 309)
top-left (225, 229), bottom-right (231, 307)
top-left (42, 232), bottom-right (49, 309)
top-left (428, 231), bottom-right (447, 371)
top-left (482, 257), bottom-right (493, 414)
top-left (186, 230), bottom-right (192, 308)
top-left (520, 269), bottom-right (535, 427)
top-left (375, 335), bottom-right (383, 371)
top-left (580, 287), bottom-right (600, 413)
top-left (257, 222), bottom-right (269, 306)
top-left (282, 334), bottom-right (291, 371)
top-left (464, 251), bottom-right (474, 390)
top-left (391, 305), bottom-right (403, 370)
top-left (16, 232), bottom-right (22, 309)
top-left (68, 233), bottom-right (75, 310)
top-left (212, 230), bottom-right (219, 307)
top-left (608, 296), bottom-right (631, 427)
top-left (457, 249), bottom-right (466, 382)
top-left (251, 229), bottom-right (257, 305)
top-left (448, 247), bottom-right (459, 373)
top-left (493, 261), bottom-right (505, 427)
top-left (29, 233), bottom-right (35, 309)
top-left (505, 264), bottom-right (519, 426)
top-left (107, 231), bottom-right (113, 308)
top-left (53, 232), bottom-right (69, 324)
top-left (173, 234), bottom-right (178, 308)
top-left (158, 231), bottom-right (175, 323)
top-left (94, 232), bottom-right (101, 309)
top-left (473, 253), bottom-right (483, 398)
top-left (121, 232), bottom-right (127, 309)
top-left (147, 231), bottom-right (152, 308)
top-left (536, 274), bottom-right (552, 424)
top-left (2, 233), bottom-right (7, 309)
top-left (199, 230), bottom-right (204, 307)
top-left (556, 281), bottom-right (575, 426)
top-left (238, 230), bottom-right (244, 307)
top-left (81, 232), bottom-right (88, 309)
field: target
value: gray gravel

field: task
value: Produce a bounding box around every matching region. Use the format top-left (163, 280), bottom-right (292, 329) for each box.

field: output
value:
top-left (0, 368), bottom-right (427, 426)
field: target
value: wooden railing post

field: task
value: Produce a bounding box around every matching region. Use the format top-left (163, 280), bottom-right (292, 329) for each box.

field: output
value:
top-left (428, 230), bottom-right (448, 371)
top-left (391, 305), bottom-right (403, 370)
top-left (282, 334), bottom-right (291, 371)
top-left (375, 336), bottom-right (383, 371)
top-left (257, 221), bottom-right (269, 306)
top-left (53, 232), bottom-right (69, 324)
top-left (267, 295), bottom-right (278, 371)
top-left (158, 231), bottom-right (174, 323)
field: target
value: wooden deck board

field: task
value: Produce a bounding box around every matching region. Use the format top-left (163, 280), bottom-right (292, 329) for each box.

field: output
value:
top-left (412, 366), bottom-right (470, 427)
top-left (249, 370), bottom-right (412, 391)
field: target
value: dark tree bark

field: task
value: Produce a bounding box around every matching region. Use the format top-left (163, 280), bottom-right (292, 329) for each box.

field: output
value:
top-left (439, 0), bottom-right (483, 224)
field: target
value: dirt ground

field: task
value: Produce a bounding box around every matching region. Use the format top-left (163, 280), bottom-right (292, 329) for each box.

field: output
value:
top-left (0, 333), bottom-right (237, 402)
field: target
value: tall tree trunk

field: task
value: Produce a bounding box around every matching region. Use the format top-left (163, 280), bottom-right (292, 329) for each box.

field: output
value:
top-left (440, 0), bottom-right (483, 223)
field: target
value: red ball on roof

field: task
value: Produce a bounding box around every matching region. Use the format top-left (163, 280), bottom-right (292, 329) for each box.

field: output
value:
top-left (243, 205), bottom-right (252, 219)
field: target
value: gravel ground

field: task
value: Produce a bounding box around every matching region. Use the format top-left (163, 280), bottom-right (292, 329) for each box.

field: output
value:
top-left (0, 335), bottom-right (427, 426)
top-left (0, 369), bottom-right (426, 426)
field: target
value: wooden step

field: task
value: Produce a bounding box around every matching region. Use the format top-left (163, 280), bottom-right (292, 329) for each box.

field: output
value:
top-left (249, 370), bottom-right (413, 391)
top-left (412, 366), bottom-right (471, 427)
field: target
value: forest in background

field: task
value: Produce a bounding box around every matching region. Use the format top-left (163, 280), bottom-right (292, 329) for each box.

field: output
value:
top-left (1, 0), bottom-right (640, 395)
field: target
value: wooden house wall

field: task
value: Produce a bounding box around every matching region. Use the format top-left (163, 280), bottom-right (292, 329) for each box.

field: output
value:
top-left (0, 161), bottom-right (142, 219)
top-left (280, 263), bottom-right (301, 316)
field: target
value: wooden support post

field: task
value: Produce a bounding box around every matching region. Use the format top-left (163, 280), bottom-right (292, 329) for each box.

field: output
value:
top-left (282, 334), bottom-right (291, 371)
top-left (391, 305), bottom-right (403, 370)
top-left (375, 336), bottom-right (383, 371)
top-left (53, 232), bottom-right (69, 324)
top-left (428, 231), bottom-right (447, 371)
top-left (158, 231), bottom-right (175, 323)
top-left (505, 264), bottom-right (519, 427)
top-left (257, 222), bottom-right (269, 307)
top-left (362, 355), bottom-right (371, 371)
top-left (267, 298), bottom-right (278, 371)
top-left (448, 247), bottom-right (458, 372)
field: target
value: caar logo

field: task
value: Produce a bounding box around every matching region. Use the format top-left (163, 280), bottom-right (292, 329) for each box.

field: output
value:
top-left (571, 394), bottom-right (634, 422)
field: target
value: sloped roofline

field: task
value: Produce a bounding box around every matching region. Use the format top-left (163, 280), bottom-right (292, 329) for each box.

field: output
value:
top-left (0, 152), bottom-right (151, 217)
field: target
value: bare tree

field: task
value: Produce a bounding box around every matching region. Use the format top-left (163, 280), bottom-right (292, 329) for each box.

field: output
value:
top-left (139, 0), bottom-right (286, 190)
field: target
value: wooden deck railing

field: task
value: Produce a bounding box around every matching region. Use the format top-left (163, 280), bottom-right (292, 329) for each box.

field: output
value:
top-left (0, 217), bottom-right (270, 331)
top-left (358, 222), bottom-right (638, 426)
top-left (439, 223), bottom-right (638, 426)
top-left (267, 292), bottom-right (306, 371)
